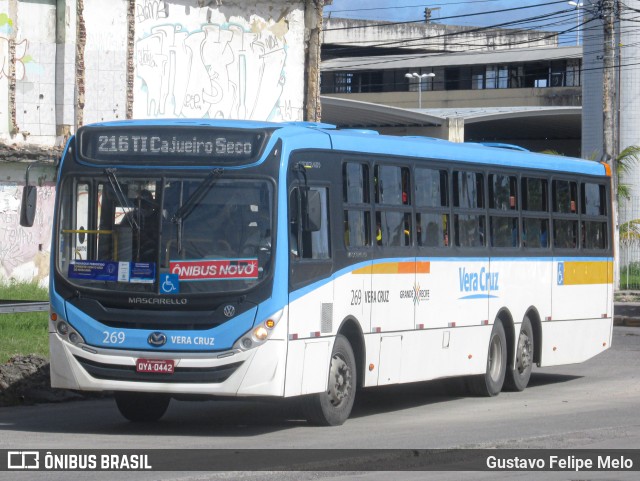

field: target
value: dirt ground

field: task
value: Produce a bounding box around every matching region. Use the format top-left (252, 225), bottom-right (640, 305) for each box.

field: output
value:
top-left (0, 354), bottom-right (88, 406)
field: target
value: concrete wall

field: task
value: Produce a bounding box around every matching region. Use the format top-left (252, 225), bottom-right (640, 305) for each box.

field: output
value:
top-left (326, 87), bottom-right (582, 110)
top-left (323, 18), bottom-right (557, 54)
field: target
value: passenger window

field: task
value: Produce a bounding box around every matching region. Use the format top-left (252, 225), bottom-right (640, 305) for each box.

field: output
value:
top-left (582, 221), bottom-right (607, 249)
top-left (553, 180), bottom-right (578, 214)
top-left (375, 165), bottom-right (411, 205)
top-left (343, 162), bottom-right (372, 248)
top-left (343, 163), bottom-right (369, 204)
top-left (582, 183), bottom-right (606, 216)
top-left (453, 171), bottom-right (484, 209)
top-left (522, 218), bottom-right (549, 248)
top-left (490, 216), bottom-right (518, 247)
top-left (415, 168), bottom-right (447, 207)
top-left (522, 177), bottom-right (548, 212)
top-left (489, 174), bottom-right (517, 210)
top-left (454, 214), bottom-right (485, 247)
top-left (417, 213), bottom-right (449, 247)
top-left (376, 211), bottom-right (412, 247)
top-left (553, 219), bottom-right (578, 249)
top-left (344, 210), bottom-right (371, 247)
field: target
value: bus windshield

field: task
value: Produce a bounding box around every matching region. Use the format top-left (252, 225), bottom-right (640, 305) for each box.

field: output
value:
top-left (57, 173), bottom-right (274, 295)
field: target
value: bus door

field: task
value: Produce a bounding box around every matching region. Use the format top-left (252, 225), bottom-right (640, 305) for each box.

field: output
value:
top-left (288, 185), bottom-right (334, 394)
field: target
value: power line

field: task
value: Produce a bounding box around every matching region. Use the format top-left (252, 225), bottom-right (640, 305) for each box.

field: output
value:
top-left (324, 0), bottom-right (576, 31)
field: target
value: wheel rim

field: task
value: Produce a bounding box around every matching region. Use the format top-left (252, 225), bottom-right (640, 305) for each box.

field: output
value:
top-left (488, 333), bottom-right (503, 382)
top-left (328, 353), bottom-right (352, 407)
top-left (515, 330), bottom-right (532, 374)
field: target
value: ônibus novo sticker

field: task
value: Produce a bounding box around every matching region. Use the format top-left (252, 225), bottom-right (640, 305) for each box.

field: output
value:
top-left (169, 259), bottom-right (258, 281)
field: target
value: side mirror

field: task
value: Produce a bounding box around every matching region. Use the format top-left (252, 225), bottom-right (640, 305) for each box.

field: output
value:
top-left (302, 188), bottom-right (322, 232)
top-left (20, 185), bottom-right (37, 227)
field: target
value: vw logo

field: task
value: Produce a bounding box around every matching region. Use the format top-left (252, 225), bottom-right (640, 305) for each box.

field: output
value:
top-left (223, 305), bottom-right (236, 318)
top-left (148, 331), bottom-right (167, 347)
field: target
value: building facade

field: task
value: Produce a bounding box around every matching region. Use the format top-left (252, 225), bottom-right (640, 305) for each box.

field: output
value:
top-left (320, 17), bottom-right (583, 153)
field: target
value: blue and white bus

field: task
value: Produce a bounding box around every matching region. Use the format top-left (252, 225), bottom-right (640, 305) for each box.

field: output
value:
top-left (23, 120), bottom-right (614, 425)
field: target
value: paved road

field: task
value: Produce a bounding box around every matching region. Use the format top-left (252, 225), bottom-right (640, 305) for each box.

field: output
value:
top-left (1, 326), bottom-right (639, 481)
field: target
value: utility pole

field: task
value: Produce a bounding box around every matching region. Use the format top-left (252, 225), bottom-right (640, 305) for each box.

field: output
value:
top-left (602, 0), bottom-right (616, 171)
top-left (601, 0), bottom-right (619, 288)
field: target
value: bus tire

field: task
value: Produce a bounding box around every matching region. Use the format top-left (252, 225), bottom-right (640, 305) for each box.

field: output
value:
top-left (302, 335), bottom-right (356, 426)
top-left (114, 391), bottom-right (170, 422)
top-left (468, 321), bottom-right (507, 397)
top-left (504, 316), bottom-right (534, 391)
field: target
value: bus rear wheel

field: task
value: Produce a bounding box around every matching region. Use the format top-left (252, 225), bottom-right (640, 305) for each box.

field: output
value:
top-left (504, 316), bottom-right (534, 391)
top-left (114, 391), bottom-right (171, 422)
top-left (302, 335), bottom-right (356, 426)
top-left (468, 321), bottom-right (507, 397)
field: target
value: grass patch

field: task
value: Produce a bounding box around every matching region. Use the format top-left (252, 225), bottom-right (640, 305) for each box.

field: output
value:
top-left (620, 264), bottom-right (640, 291)
top-left (0, 281), bottom-right (48, 301)
top-left (0, 282), bottom-right (49, 363)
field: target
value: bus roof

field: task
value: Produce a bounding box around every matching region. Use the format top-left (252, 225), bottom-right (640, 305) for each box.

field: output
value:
top-left (320, 128), bottom-right (606, 177)
top-left (81, 120), bottom-right (607, 177)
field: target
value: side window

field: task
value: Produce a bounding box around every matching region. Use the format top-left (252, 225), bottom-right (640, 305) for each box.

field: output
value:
top-left (376, 211), bottom-right (412, 247)
top-left (522, 177), bottom-right (548, 212)
top-left (453, 170), bottom-right (483, 209)
top-left (415, 168), bottom-right (447, 208)
top-left (489, 174), bottom-right (517, 210)
top-left (415, 167), bottom-right (449, 248)
top-left (290, 186), bottom-right (331, 260)
top-left (375, 163), bottom-right (412, 247)
top-left (375, 165), bottom-right (411, 205)
top-left (343, 162), bottom-right (371, 248)
top-left (553, 180), bottom-right (577, 214)
top-left (582, 183), bottom-right (606, 216)
top-left (489, 174), bottom-right (518, 248)
top-left (522, 177), bottom-right (549, 249)
top-left (343, 162), bottom-right (369, 204)
top-left (552, 179), bottom-right (578, 249)
top-left (581, 182), bottom-right (608, 250)
top-left (453, 170), bottom-right (485, 248)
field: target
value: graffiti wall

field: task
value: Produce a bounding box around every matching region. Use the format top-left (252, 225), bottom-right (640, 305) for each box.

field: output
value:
top-left (0, 0), bottom-right (310, 284)
top-left (0, 177), bottom-right (55, 288)
top-left (133, 0), bottom-right (305, 121)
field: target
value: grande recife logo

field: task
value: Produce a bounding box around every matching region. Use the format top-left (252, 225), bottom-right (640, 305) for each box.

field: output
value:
top-left (169, 259), bottom-right (258, 281)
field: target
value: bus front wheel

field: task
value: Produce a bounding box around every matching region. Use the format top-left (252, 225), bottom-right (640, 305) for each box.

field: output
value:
top-left (114, 391), bottom-right (171, 422)
top-left (302, 335), bottom-right (356, 426)
top-left (504, 316), bottom-right (534, 391)
top-left (468, 321), bottom-right (507, 397)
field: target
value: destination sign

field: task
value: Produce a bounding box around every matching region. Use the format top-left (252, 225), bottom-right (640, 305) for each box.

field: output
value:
top-left (77, 126), bottom-right (271, 164)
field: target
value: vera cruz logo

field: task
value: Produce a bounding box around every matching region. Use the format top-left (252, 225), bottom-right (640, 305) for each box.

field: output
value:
top-left (458, 266), bottom-right (499, 299)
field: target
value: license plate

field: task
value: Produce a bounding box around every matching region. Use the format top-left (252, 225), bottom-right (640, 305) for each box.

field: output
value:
top-left (136, 359), bottom-right (175, 374)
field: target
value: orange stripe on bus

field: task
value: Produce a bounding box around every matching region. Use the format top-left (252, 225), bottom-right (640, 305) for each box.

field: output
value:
top-left (352, 261), bottom-right (430, 275)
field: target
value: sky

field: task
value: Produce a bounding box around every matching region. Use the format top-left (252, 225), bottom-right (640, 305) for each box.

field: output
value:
top-left (323, 0), bottom-right (585, 46)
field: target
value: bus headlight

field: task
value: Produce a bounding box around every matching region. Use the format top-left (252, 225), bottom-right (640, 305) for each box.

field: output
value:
top-left (253, 326), bottom-right (269, 341)
top-left (52, 312), bottom-right (86, 346)
top-left (234, 308), bottom-right (284, 351)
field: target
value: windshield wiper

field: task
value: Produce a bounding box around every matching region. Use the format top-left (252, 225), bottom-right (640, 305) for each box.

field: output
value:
top-left (171, 168), bottom-right (224, 254)
top-left (105, 168), bottom-right (139, 231)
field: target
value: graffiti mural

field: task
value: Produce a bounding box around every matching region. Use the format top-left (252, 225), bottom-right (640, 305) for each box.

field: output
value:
top-left (0, 183), bottom-right (54, 285)
top-left (0, 13), bottom-right (35, 81)
top-left (134, 3), bottom-right (304, 121)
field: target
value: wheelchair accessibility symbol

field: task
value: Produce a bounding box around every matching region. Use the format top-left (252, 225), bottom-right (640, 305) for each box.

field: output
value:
top-left (160, 274), bottom-right (179, 294)
top-left (557, 262), bottom-right (564, 285)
